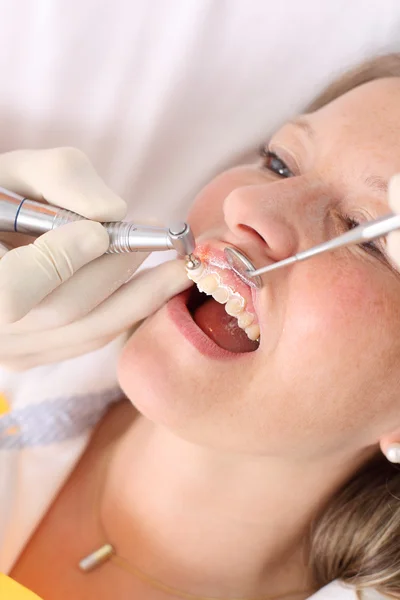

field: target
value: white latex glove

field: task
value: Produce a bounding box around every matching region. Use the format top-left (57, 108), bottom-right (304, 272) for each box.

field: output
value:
top-left (387, 174), bottom-right (400, 268)
top-left (0, 147), bottom-right (191, 370)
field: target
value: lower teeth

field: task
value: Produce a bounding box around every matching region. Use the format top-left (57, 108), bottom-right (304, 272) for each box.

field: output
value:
top-left (245, 324), bottom-right (261, 341)
top-left (186, 266), bottom-right (260, 344)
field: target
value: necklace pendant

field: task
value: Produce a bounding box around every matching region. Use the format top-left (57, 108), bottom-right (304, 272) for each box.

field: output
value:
top-left (78, 543), bottom-right (115, 572)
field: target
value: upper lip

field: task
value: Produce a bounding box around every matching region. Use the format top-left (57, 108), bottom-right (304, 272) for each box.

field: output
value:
top-left (193, 239), bottom-right (261, 321)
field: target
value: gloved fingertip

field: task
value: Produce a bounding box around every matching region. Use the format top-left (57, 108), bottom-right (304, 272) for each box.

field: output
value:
top-left (45, 179), bottom-right (128, 222)
top-left (111, 199), bottom-right (128, 221)
top-left (153, 257), bottom-right (189, 276)
top-left (150, 259), bottom-right (193, 296)
top-left (71, 220), bottom-right (111, 256)
top-left (387, 230), bottom-right (400, 263)
top-left (388, 174), bottom-right (400, 210)
top-left (85, 193), bottom-right (128, 221)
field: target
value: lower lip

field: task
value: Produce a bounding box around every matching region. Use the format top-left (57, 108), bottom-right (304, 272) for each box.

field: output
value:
top-left (166, 290), bottom-right (250, 360)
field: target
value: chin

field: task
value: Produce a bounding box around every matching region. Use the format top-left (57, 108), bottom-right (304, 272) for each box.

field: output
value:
top-left (117, 303), bottom-right (210, 436)
top-left (117, 285), bottom-right (260, 449)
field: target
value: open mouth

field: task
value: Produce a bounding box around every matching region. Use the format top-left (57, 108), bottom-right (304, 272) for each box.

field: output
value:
top-left (186, 286), bottom-right (259, 353)
top-left (185, 246), bottom-right (260, 354)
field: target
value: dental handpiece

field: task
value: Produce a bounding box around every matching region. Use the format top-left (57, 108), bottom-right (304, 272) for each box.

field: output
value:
top-left (0, 186), bottom-right (201, 265)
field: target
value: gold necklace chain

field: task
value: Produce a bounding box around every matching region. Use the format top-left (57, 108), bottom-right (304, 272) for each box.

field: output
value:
top-left (78, 443), bottom-right (314, 600)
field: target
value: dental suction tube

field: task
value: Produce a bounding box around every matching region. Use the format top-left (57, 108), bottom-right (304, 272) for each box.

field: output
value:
top-left (0, 187), bottom-right (196, 256)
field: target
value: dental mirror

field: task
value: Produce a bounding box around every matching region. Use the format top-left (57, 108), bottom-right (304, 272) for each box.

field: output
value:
top-left (224, 247), bottom-right (262, 289)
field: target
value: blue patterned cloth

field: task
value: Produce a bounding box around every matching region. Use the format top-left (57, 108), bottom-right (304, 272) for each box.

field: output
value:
top-left (0, 388), bottom-right (121, 450)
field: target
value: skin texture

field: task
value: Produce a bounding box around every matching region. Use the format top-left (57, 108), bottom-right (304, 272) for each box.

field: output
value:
top-left (103, 77), bottom-right (400, 597)
top-left (119, 77), bottom-right (400, 459)
top-left (13, 78), bottom-right (400, 600)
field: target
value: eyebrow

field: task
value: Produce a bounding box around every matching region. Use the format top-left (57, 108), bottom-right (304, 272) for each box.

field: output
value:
top-left (289, 117), bottom-right (389, 199)
top-left (363, 174), bottom-right (388, 195)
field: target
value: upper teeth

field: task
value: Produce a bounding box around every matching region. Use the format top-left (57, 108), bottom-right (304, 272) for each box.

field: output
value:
top-left (197, 275), bottom-right (219, 294)
top-left (186, 264), bottom-right (260, 343)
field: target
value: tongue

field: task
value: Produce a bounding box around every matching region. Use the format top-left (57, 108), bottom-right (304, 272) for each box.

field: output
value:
top-left (193, 298), bottom-right (258, 353)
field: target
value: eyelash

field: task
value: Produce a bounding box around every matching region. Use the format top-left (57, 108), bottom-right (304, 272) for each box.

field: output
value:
top-left (260, 147), bottom-right (293, 178)
top-left (259, 147), bottom-right (384, 259)
top-left (342, 216), bottom-right (383, 257)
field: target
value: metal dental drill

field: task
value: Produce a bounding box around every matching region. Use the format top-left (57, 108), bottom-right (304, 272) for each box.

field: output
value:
top-left (0, 187), bottom-right (201, 266)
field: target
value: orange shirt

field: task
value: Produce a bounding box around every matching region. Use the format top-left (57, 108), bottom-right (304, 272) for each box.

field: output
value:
top-left (0, 574), bottom-right (42, 599)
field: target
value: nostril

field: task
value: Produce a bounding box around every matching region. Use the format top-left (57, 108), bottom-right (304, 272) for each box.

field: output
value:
top-left (236, 224), bottom-right (268, 247)
top-left (224, 192), bottom-right (297, 261)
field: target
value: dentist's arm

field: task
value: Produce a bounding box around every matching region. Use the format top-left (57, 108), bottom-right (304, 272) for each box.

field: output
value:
top-left (0, 148), bottom-right (191, 370)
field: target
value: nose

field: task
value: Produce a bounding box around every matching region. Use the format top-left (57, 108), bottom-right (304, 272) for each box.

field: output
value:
top-left (223, 177), bottom-right (326, 265)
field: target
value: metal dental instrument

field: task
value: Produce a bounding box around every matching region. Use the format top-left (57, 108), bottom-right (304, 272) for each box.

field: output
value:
top-left (0, 186), bottom-right (201, 265)
top-left (225, 212), bottom-right (400, 288)
top-left (224, 247), bottom-right (263, 289)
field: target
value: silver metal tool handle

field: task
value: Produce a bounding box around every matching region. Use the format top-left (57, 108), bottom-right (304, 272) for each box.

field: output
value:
top-left (16, 199), bottom-right (175, 253)
top-left (0, 187), bottom-right (195, 255)
top-left (0, 188), bottom-right (88, 234)
top-left (104, 221), bottom-right (173, 253)
top-left (359, 212), bottom-right (400, 240)
top-left (295, 212), bottom-right (400, 262)
top-left (167, 222), bottom-right (196, 256)
top-left (0, 188), bottom-right (56, 232)
top-left (17, 200), bottom-right (83, 233)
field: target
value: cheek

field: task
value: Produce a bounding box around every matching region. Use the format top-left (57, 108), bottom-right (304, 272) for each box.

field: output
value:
top-left (256, 259), bottom-right (400, 451)
top-left (289, 259), bottom-right (395, 353)
top-left (282, 256), bottom-right (400, 406)
top-left (188, 175), bottom-right (231, 235)
top-left (298, 266), bottom-right (373, 334)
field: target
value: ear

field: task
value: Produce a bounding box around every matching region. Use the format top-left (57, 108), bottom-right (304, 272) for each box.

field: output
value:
top-left (380, 429), bottom-right (400, 463)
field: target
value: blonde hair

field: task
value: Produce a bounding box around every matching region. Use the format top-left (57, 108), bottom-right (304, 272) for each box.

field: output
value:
top-left (305, 54), bottom-right (400, 597)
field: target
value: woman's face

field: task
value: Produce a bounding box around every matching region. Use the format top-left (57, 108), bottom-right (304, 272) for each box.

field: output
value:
top-left (119, 77), bottom-right (400, 459)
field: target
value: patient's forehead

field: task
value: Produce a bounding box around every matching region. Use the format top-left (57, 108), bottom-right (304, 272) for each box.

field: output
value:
top-left (299, 78), bottom-right (400, 183)
top-left (308, 77), bottom-right (400, 149)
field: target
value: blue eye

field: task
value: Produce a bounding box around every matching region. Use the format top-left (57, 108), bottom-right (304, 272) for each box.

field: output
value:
top-left (259, 148), bottom-right (293, 178)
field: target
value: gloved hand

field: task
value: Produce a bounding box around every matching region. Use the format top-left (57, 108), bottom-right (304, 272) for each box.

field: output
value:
top-left (387, 174), bottom-right (400, 267)
top-left (0, 147), bottom-right (191, 370)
